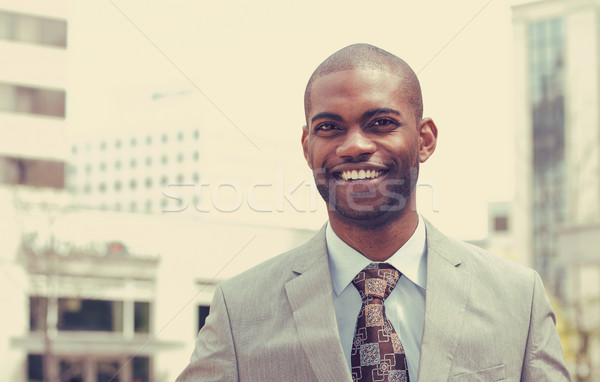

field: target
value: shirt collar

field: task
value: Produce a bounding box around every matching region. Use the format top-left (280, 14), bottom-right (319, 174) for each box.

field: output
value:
top-left (326, 215), bottom-right (428, 296)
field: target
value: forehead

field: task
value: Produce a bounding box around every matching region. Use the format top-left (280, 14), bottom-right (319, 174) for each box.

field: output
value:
top-left (308, 69), bottom-right (409, 119)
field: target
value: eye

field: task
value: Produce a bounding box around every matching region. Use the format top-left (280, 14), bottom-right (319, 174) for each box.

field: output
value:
top-left (372, 118), bottom-right (394, 127)
top-left (370, 118), bottom-right (400, 131)
top-left (314, 122), bottom-right (342, 134)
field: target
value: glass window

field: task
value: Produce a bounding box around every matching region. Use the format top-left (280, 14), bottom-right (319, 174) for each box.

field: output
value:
top-left (27, 354), bottom-right (43, 382)
top-left (57, 298), bottom-right (123, 332)
top-left (198, 305), bottom-right (210, 333)
top-left (60, 359), bottom-right (85, 382)
top-left (134, 302), bottom-right (150, 333)
top-left (0, 82), bottom-right (66, 117)
top-left (493, 216), bottom-right (508, 232)
top-left (133, 357), bottom-right (150, 382)
top-left (97, 360), bottom-right (119, 382)
top-left (0, 11), bottom-right (67, 48)
top-left (29, 297), bottom-right (47, 331)
top-left (0, 156), bottom-right (65, 189)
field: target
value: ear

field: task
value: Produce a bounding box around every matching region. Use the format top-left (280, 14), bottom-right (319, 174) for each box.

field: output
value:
top-left (418, 118), bottom-right (438, 163)
top-left (301, 125), bottom-right (313, 169)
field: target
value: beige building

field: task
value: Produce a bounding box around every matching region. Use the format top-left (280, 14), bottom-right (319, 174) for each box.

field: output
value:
top-left (512, 0), bottom-right (600, 378)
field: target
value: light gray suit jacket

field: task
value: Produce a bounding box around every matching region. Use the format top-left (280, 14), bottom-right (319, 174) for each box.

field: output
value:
top-left (177, 220), bottom-right (571, 381)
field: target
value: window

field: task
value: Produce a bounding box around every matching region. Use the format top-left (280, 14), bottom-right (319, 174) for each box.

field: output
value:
top-left (0, 10), bottom-right (67, 48)
top-left (493, 216), bottom-right (509, 232)
top-left (0, 156), bottom-right (65, 189)
top-left (198, 305), bottom-right (210, 333)
top-left (27, 354), bottom-right (43, 382)
top-left (29, 297), bottom-right (47, 331)
top-left (0, 82), bottom-right (66, 117)
top-left (135, 302), bottom-right (150, 333)
top-left (97, 360), bottom-right (119, 382)
top-left (27, 355), bottom-right (150, 382)
top-left (133, 357), bottom-right (150, 382)
top-left (58, 298), bottom-right (123, 332)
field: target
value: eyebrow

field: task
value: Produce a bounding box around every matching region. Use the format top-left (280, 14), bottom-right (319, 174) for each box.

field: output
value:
top-left (311, 108), bottom-right (402, 126)
top-left (360, 108), bottom-right (401, 123)
top-left (311, 112), bottom-right (344, 125)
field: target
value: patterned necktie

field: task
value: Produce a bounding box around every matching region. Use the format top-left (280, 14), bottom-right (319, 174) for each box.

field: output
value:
top-left (351, 263), bottom-right (409, 382)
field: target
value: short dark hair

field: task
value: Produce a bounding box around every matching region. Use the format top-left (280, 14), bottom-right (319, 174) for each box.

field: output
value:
top-left (304, 43), bottom-right (423, 123)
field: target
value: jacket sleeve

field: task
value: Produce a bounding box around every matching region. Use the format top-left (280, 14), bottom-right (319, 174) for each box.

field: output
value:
top-left (521, 272), bottom-right (571, 381)
top-left (175, 284), bottom-right (239, 382)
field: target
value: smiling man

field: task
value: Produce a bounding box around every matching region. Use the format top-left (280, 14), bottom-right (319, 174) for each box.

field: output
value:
top-left (176, 44), bottom-right (570, 382)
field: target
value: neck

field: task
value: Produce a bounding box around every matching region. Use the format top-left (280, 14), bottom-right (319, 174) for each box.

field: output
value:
top-left (329, 210), bottom-right (419, 261)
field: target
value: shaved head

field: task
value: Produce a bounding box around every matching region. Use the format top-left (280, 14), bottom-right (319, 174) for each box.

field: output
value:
top-left (304, 43), bottom-right (423, 123)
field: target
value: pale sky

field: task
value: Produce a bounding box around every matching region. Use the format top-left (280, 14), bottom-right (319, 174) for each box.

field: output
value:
top-left (68, 0), bottom-right (517, 239)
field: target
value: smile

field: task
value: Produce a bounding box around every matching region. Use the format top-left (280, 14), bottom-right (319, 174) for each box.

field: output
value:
top-left (337, 169), bottom-right (386, 181)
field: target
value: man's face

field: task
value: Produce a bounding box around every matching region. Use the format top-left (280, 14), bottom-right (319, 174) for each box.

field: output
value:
top-left (302, 69), bottom-right (428, 227)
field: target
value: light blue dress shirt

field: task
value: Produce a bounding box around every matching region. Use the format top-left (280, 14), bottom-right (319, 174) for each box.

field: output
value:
top-left (326, 216), bottom-right (427, 382)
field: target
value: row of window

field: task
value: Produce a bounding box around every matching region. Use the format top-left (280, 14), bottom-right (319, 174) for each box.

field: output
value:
top-left (0, 10), bottom-right (67, 48)
top-left (0, 156), bottom-right (65, 189)
top-left (0, 82), bottom-right (66, 118)
top-left (72, 172), bottom-right (200, 193)
top-left (71, 130), bottom-right (200, 154)
top-left (73, 152), bottom-right (200, 175)
top-left (30, 297), bottom-right (150, 334)
top-left (28, 354), bottom-right (149, 382)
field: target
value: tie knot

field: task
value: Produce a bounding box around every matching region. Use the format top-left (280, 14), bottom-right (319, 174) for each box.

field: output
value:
top-left (351, 263), bottom-right (400, 303)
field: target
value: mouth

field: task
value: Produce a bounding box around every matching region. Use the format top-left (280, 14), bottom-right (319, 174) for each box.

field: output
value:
top-left (333, 168), bottom-right (388, 181)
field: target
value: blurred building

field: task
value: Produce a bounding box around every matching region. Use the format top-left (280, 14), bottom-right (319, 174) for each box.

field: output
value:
top-left (512, 0), bottom-right (600, 378)
top-left (0, 3), bottom-right (67, 188)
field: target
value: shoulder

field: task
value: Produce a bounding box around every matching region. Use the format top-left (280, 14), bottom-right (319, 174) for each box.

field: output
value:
top-left (425, 219), bottom-right (537, 291)
top-left (219, 225), bottom-right (328, 297)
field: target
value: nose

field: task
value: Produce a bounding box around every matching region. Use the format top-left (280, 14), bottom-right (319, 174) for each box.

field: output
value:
top-left (336, 129), bottom-right (376, 160)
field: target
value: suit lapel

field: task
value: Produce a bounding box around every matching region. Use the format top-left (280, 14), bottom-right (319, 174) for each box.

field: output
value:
top-left (285, 227), bottom-right (352, 382)
top-left (417, 220), bottom-right (471, 382)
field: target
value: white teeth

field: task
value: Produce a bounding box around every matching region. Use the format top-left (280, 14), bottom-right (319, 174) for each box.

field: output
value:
top-left (340, 170), bottom-right (382, 181)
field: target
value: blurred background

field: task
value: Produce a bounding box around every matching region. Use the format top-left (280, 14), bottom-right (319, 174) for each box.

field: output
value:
top-left (0, 0), bottom-right (598, 380)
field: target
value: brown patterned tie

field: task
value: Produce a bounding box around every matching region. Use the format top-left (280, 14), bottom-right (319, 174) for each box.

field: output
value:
top-left (351, 263), bottom-right (409, 382)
